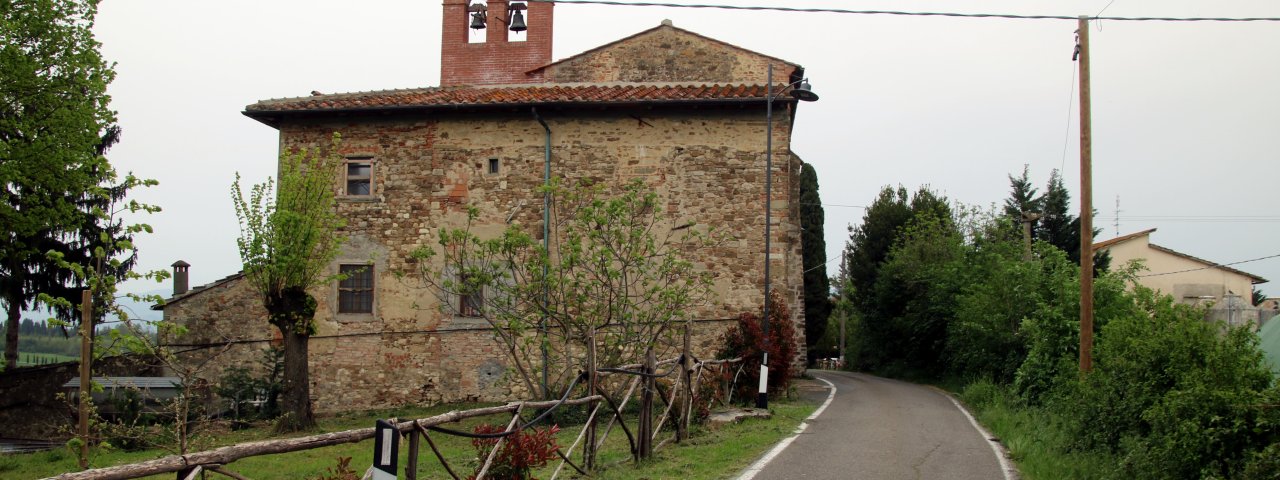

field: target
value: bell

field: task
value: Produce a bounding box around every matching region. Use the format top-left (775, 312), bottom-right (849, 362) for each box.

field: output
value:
top-left (508, 9), bottom-right (527, 32)
top-left (470, 11), bottom-right (487, 30)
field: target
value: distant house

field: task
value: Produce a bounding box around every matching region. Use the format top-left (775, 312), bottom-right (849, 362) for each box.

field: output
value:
top-left (1096, 228), bottom-right (1269, 327)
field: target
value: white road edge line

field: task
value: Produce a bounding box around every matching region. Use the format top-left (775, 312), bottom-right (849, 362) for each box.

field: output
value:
top-left (735, 373), bottom-right (838, 480)
top-left (937, 390), bottom-right (1019, 480)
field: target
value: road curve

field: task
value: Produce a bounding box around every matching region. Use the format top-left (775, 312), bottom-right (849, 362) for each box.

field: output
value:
top-left (743, 371), bottom-right (1013, 480)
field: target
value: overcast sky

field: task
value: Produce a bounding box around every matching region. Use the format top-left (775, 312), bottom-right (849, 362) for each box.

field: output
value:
top-left (91, 0), bottom-right (1280, 302)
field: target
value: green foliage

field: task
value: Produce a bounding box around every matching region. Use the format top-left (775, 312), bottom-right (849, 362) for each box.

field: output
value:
top-left (1057, 287), bottom-right (1278, 478)
top-left (844, 186), bottom-right (955, 375)
top-left (798, 163), bottom-right (830, 356)
top-left (1003, 165), bottom-right (1041, 237)
top-left (232, 133), bottom-right (346, 334)
top-left (233, 134), bottom-right (345, 432)
top-left (1, 0), bottom-right (150, 371)
top-left (216, 346), bottom-right (285, 422)
top-left (860, 213), bottom-right (964, 376)
top-left (1036, 169), bottom-right (1110, 275)
top-left (413, 178), bottom-right (716, 396)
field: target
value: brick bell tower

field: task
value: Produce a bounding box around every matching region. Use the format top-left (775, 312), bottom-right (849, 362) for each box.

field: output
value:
top-left (440, 0), bottom-right (554, 86)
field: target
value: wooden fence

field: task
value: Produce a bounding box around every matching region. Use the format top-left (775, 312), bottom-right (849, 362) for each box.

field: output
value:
top-left (45, 349), bottom-right (744, 480)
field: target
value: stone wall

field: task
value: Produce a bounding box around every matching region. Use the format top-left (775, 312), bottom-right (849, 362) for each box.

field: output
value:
top-left (0, 355), bottom-right (160, 440)
top-left (540, 23), bottom-right (797, 85)
top-left (166, 103), bottom-right (807, 413)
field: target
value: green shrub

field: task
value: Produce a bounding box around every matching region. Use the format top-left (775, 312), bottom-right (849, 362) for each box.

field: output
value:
top-left (1059, 287), bottom-right (1278, 479)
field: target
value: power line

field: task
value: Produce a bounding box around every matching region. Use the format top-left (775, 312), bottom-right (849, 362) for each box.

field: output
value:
top-left (800, 202), bottom-right (868, 209)
top-left (1058, 59), bottom-right (1076, 175)
top-left (530, 0), bottom-right (1280, 22)
top-left (1137, 253), bottom-right (1280, 278)
top-left (1095, 0), bottom-right (1116, 17)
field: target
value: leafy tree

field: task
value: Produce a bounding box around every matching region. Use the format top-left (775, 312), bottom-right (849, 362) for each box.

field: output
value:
top-left (798, 163), bottom-right (830, 359)
top-left (1, 0), bottom-right (118, 371)
top-left (1037, 169), bottom-right (1110, 275)
top-left (1253, 287), bottom-right (1266, 307)
top-left (232, 135), bottom-right (346, 432)
top-left (861, 213), bottom-right (963, 375)
top-left (845, 186), bottom-right (913, 317)
top-left (413, 178), bottom-right (716, 399)
top-left (843, 185), bottom-right (953, 373)
top-left (1003, 164), bottom-right (1041, 236)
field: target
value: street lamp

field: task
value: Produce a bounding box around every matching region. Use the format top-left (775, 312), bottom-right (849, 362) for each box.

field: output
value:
top-left (760, 63), bottom-right (818, 409)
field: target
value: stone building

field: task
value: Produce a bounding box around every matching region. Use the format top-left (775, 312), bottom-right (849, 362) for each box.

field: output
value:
top-left (159, 0), bottom-right (813, 413)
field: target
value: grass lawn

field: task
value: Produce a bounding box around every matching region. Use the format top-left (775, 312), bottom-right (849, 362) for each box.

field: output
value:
top-left (1, 396), bottom-right (817, 479)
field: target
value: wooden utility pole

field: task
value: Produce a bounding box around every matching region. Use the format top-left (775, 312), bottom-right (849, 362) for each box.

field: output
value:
top-left (77, 289), bottom-right (92, 469)
top-left (1021, 212), bottom-right (1042, 261)
top-left (1077, 15), bottom-right (1095, 373)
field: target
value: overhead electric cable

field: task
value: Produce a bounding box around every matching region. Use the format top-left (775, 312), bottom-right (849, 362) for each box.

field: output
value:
top-left (1136, 253), bottom-right (1280, 278)
top-left (530, 0), bottom-right (1280, 22)
top-left (1059, 63), bottom-right (1076, 174)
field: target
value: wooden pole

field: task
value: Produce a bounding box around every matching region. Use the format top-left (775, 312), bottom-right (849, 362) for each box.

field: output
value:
top-left (1077, 15), bottom-right (1095, 373)
top-left (677, 323), bottom-right (692, 442)
top-left (584, 327), bottom-right (597, 471)
top-left (77, 289), bottom-right (92, 470)
top-left (405, 429), bottom-right (419, 480)
top-left (638, 347), bottom-right (655, 460)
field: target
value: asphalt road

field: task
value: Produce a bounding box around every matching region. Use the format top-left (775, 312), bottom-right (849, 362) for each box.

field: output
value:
top-left (744, 371), bottom-right (1013, 480)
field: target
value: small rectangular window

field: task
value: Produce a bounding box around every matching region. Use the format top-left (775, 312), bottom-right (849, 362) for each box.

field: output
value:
top-left (459, 274), bottom-right (483, 317)
top-left (338, 265), bottom-right (373, 313)
top-left (488, 158), bottom-right (500, 175)
top-left (346, 160), bottom-right (372, 196)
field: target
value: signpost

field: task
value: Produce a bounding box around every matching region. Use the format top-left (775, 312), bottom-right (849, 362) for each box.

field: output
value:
top-left (372, 419), bottom-right (399, 480)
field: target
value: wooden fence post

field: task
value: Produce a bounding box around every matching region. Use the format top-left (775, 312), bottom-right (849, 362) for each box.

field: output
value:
top-left (638, 347), bottom-right (656, 460)
top-left (584, 327), bottom-right (598, 471)
top-left (406, 429), bottom-right (419, 480)
top-left (676, 323), bottom-right (692, 442)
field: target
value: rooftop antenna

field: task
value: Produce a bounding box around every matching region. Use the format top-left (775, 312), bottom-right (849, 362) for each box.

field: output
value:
top-left (1114, 195), bottom-right (1121, 237)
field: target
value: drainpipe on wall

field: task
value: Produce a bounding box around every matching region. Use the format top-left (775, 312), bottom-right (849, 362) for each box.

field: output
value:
top-left (533, 107), bottom-right (551, 401)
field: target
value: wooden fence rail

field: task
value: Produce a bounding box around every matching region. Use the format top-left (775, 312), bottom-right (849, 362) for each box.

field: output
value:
top-left (45, 396), bottom-right (601, 480)
top-left (44, 339), bottom-right (745, 480)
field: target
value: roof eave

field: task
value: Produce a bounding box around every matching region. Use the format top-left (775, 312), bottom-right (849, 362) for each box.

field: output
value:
top-left (242, 97), bottom-right (789, 126)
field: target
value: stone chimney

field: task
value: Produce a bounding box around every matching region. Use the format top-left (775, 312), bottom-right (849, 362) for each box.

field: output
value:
top-left (440, 0), bottom-right (554, 86)
top-left (172, 260), bottom-right (190, 296)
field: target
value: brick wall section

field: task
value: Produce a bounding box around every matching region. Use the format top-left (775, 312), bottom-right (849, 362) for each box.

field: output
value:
top-left (440, 0), bottom-right (554, 86)
top-left (539, 24), bottom-right (796, 85)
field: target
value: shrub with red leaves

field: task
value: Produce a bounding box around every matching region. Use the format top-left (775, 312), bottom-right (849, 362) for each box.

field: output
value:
top-left (467, 424), bottom-right (561, 480)
top-left (719, 291), bottom-right (797, 403)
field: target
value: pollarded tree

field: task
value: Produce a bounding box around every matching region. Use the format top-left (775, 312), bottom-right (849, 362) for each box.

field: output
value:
top-left (1, 0), bottom-right (119, 371)
top-left (412, 178), bottom-right (716, 399)
top-left (232, 135), bottom-right (346, 432)
top-left (798, 163), bottom-right (830, 358)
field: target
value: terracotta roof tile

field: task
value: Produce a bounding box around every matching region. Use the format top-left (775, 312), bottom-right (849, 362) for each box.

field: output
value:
top-left (246, 83), bottom-right (789, 114)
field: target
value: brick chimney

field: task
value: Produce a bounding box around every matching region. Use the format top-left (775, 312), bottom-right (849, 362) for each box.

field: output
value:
top-left (440, 0), bottom-right (554, 86)
top-left (172, 260), bottom-right (190, 296)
